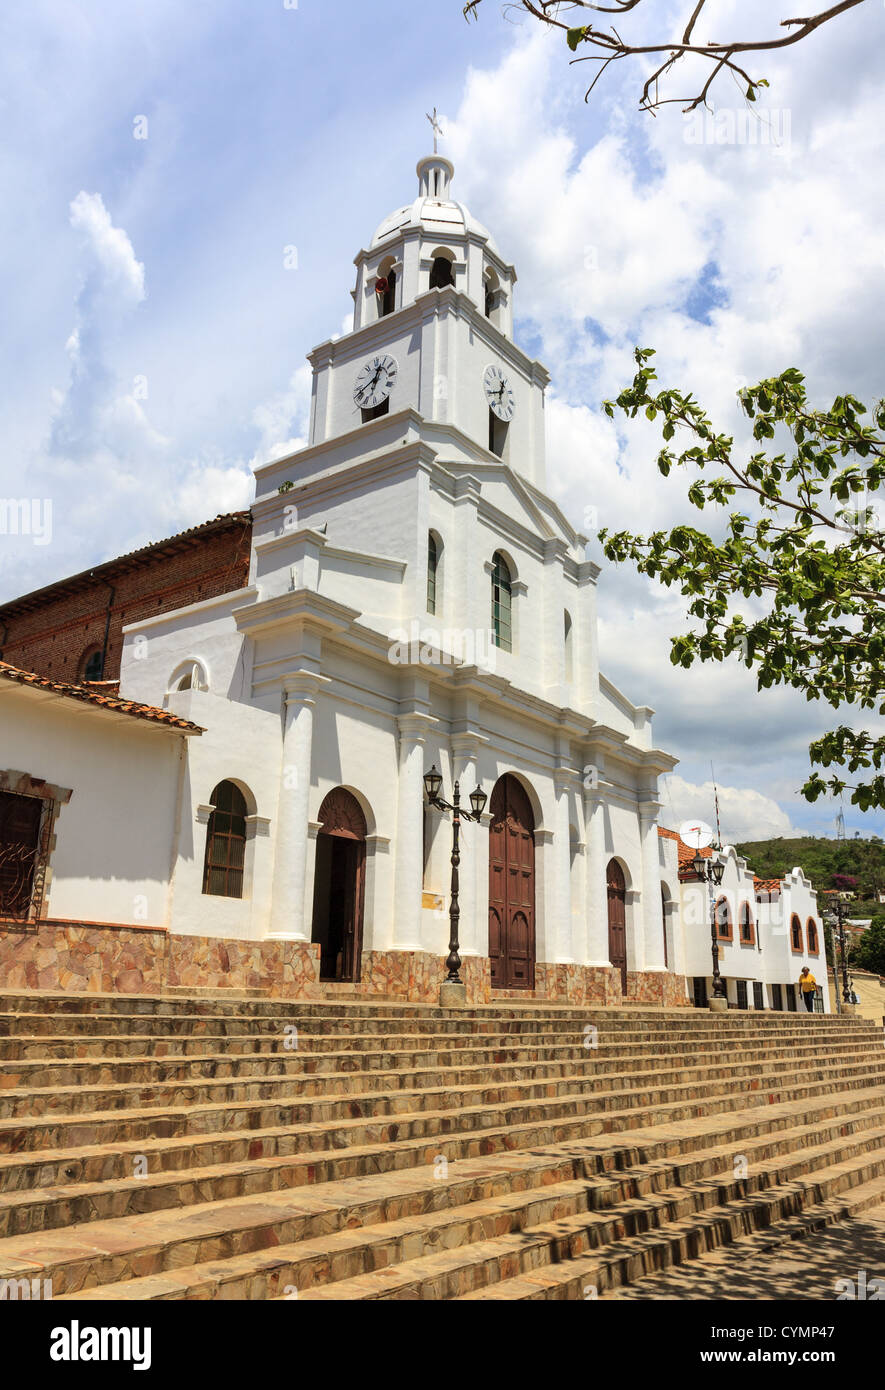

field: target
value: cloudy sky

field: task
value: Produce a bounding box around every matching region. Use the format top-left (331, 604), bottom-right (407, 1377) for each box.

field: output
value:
top-left (1, 0), bottom-right (883, 843)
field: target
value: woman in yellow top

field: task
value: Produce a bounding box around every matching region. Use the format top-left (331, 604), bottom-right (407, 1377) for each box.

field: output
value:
top-left (799, 965), bottom-right (817, 1012)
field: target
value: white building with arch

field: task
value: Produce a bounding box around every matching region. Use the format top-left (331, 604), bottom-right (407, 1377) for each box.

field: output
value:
top-left (0, 152), bottom-right (828, 1011)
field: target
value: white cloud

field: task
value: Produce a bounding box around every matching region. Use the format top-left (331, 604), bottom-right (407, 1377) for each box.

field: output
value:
top-left (661, 774), bottom-right (803, 844)
top-left (248, 363), bottom-right (312, 470)
top-left (68, 191), bottom-right (146, 303)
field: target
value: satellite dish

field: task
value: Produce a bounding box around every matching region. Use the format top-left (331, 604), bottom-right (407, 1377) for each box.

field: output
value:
top-left (679, 819), bottom-right (713, 851)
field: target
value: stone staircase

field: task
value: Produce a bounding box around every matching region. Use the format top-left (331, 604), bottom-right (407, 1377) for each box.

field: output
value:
top-left (0, 990), bottom-right (883, 1301)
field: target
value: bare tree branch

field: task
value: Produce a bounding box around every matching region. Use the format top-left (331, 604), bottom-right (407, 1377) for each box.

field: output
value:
top-left (463, 0), bottom-right (870, 113)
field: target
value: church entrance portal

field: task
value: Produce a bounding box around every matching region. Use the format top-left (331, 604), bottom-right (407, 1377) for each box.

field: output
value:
top-left (488, 774), bottom-right (536, 990)
top-left (310, 789), bottom-right (366, 983)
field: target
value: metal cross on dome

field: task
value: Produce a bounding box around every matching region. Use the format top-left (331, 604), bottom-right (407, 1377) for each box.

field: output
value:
top-left (426, 106), bottom-right (444, 154)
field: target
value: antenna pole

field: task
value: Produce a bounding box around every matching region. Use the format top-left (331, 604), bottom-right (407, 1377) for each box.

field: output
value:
top-left (711, 761), bottom-right (722, 848)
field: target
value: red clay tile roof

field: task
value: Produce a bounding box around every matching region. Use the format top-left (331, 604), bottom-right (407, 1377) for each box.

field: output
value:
top-left (754, 876), bottom-right (782, 896)
top-left (0, 662), bottom-right (203, 734)
top-left (657, 827), bottom-right (713, 879)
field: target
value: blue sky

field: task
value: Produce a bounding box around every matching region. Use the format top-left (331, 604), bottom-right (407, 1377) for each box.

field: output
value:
top-left (2, 0), bottom-right (883, 842)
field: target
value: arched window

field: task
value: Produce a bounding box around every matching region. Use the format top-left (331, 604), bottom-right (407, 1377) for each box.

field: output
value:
top-left (81, 648), bottom-right (104, 682)
top-left (430, 255), bottom-right (454, 289)
top-left (168, 660), bottom-right (208, 694)
top-left (739, 901), bottom-right (754, 944)
top-left (790, 914), bottom-right (804, 952)
top-left (484, 267), bottom-right (500, 321)
top-left (806, 918), bottom-right (819, 954)
top-left (381, 269), bottom-right (396, 317)
top-left (202, 781), bottom-right (247, 899)
top-left (427, 532), bottom-right (439, 615)
top-left (491, 552), bottom-right (512, 653)
top-left (715, 897), bottom-right (732, 940)
top-left (564, 610), bottom-right (574, 683)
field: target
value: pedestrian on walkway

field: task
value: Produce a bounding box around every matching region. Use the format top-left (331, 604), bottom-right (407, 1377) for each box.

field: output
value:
top-left (798, 965), bottom-right (817, 1012)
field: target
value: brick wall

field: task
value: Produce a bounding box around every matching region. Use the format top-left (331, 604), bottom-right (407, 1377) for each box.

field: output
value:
top-left (0, 515), bottom-right (252, 683)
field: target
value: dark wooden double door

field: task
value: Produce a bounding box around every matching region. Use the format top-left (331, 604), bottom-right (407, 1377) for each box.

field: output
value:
top-left (488, 775), bottom-right (535, 990)
top-left (310, 789), bottom-right (366, 983)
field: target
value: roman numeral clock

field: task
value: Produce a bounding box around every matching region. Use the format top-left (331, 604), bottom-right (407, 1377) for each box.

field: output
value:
top-left (483, 363), bottom-right (515, 421)
top-left (354, 354), bottom-right (398, 411)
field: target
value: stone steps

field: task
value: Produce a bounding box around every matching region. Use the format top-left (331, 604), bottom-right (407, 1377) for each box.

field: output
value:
top-left (34, 1114), bottom-right (885, 1298)
top-left (0, 1035), bottom-right (865, 1092)
top-left (5, 1050), bottom-right (884, 1158)
top-left (0, 1025), bottom-right (872, 1063)
top-left (295, 1150), bottom-right (885, 1301)
top-left (0, 991), bottom-right (882, 1300)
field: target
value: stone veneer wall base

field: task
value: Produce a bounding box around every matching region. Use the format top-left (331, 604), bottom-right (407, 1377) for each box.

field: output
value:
top-left (0, 922), bottom-right (690, 1007)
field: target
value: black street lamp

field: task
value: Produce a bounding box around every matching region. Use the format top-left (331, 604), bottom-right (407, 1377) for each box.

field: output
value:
top-left (423, 765), bottom-right (488, 984)
top-left (692, 849), bottom-right (727, 1004)
top-left (822, 896), bottom-right (853, 1008)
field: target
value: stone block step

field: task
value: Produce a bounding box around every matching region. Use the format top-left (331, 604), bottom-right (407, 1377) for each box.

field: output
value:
top-left (0, 1005), bottom-right (872, 1044)
top-left (0, 1025), bottom-right (876, 1065)
top-left (4, 1074), bottom-right (884, 1229)
top-left (4, 1051), bottom-right (884, 1159)
top-left (28, 1112), bottom-right (885, 1296)
top-left (0, 1033), bottom-right (866, 1094)
top-left (457, 1174), bottom-right (885, 1301)
top-left (296, 1148), bottom-right (885, 1301)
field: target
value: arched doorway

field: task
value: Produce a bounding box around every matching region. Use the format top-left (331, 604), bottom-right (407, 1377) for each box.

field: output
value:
top-left (310, 788), bottom-right (367, 983)
top-left (488, 774), bottom-right (536, 989)
top-left (607, 860), bottom-right (627, 992)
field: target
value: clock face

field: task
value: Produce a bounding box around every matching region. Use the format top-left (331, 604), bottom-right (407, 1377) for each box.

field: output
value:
top-left (354, 354), bottom-right (398, 410)
top-left (483, 364), bottom-right (515, 421)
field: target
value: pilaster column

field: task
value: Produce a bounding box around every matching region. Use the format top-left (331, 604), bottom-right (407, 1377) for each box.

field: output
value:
top-left (584, 786), bottom-right (611, 966)
top-left (267, 674), bottom-right (326, 941)
top-left (552, 767), bottom-right (577, 962)
top-left (640, 799), bottom-right (667, 972)
top-left (451, 732), bottom-right (488, 957)
top-left (393, 713), bottom-right (436, 949)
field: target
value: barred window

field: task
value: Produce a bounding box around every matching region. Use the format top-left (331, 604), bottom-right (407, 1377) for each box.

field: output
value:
top-left (0, 791), bottom-right (43, 921)
top-left (491, 552), bottom-right (512, 653)
top-left (202, 781), bottom-right (247, 899)
top-left (790, 914), bottom-right (803, 951)
top-left (739, 902), bottom-right (754, 943)
top-left (806, 918), bottom-right (819, 954)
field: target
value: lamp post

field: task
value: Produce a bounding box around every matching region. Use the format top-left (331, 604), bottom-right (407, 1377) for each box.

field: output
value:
top-left (692, 848), bottom-right (727, 1009)
top-left (423, 765), bottom-right (488, 985)
top-left (822, 896), bottom-right (853, 1009)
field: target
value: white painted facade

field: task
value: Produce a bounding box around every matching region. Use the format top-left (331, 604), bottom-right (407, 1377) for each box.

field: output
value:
top-left (659, 834), bottom-right (831, 1011)
top-left (116, 154), bottom-right (676, 982)
top-left (0, 679), bottom-right (187, 928)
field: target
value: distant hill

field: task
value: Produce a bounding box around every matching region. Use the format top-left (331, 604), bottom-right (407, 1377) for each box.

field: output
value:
top-left (733, 835), bottom-right (885, 918)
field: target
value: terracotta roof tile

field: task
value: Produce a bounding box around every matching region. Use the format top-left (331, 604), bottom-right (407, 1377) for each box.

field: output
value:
top-left (0, 662), bottom-right (203, 734)
top-left (754, 876), bottom-right (782, 896)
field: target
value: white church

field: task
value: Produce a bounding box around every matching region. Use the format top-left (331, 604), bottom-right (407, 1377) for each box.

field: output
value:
top-left (0, 150), bottom-right (829, 1013)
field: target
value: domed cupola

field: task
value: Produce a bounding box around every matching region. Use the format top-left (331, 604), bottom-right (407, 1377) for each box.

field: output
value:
top-left (351, 150), bottom-right (516, 337)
